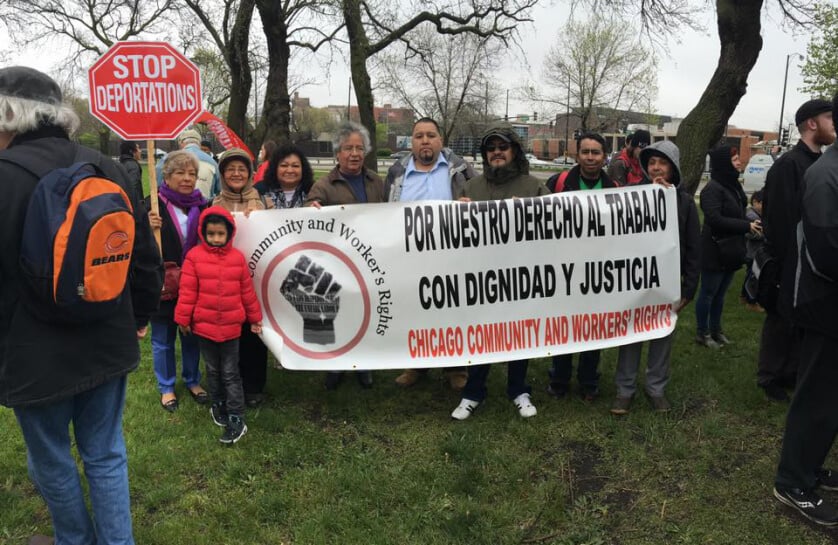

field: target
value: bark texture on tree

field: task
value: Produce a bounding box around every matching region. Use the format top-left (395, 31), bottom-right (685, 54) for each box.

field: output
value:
top-left (676, 0), bottom-right (763, 195)
top-left (226, 0), bottom-right (256, 144)
top-left (343, 0), bottom-right (379, 171)
top-left (258, 2), bottom-right (293, 147)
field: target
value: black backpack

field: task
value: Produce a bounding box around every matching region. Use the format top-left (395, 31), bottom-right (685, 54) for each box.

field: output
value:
top-left (745, 245), bottom-right (779, 311)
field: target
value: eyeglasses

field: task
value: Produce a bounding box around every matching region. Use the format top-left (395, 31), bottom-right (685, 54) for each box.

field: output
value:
top-left (637, 142), bottom-right (648, 149)
top-left (485, 143), bottom-right (511, 152)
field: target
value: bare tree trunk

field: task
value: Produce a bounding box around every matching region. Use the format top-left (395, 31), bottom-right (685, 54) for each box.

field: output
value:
top-left (676, 0), bottom-right (763, 195)
top-left (257, 2), bottom-right (292, 146)
top-left (343, 0), bottom-right (378, 171)
top-left (226, 0), bottom-right (256, 144)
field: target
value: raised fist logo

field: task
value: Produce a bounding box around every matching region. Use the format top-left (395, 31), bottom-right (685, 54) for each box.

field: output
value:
top-left (280, 256), bottom-right (342, 344)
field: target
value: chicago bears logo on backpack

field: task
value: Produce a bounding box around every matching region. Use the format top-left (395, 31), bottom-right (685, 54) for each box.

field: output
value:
top-left (18, 162), bottom-right (135, 322)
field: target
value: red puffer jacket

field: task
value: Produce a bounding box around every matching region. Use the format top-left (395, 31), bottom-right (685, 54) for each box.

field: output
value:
top-left (174, 206), bottom-right (262, 342)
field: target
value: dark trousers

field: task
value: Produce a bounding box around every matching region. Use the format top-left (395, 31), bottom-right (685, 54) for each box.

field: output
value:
top-left (239, 325), bottom-right (267, 395)
top-left (775, 330), bottom-right (838, 491)
top-left (550, 351), bottom-right (601, 389)
top-left (757, 311), bottom-right (801, 388)
top-left (462, 360), bottom-right (531, 402)
top-left (199, 337), bottom-right (245, 416)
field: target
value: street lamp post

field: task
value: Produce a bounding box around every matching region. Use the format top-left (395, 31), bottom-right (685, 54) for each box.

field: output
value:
top-left (564, 80), bottom-right (570, 158)
top-left (778, 53), bottom-right (804, 135)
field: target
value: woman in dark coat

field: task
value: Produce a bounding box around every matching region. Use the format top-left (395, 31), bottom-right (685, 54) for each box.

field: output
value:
top-left (695, 146), bottom-right (762, 348)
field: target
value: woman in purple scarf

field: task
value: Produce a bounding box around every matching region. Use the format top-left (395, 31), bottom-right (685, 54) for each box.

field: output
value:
top-left (147, 150), bottom-right (209, 412)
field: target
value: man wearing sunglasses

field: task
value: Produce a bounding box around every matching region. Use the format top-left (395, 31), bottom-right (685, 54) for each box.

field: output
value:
top-left (450, 124), bottom-right (549, 420)
top-left (608, 129), bottom-right (651, 186)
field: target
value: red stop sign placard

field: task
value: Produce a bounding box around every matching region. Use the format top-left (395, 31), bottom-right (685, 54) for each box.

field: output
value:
top-left (88, 41), bottom-right (202, 140)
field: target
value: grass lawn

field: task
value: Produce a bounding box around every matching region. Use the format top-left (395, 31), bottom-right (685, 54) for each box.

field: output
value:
top-left (2, 269), bottom-right (837, 545)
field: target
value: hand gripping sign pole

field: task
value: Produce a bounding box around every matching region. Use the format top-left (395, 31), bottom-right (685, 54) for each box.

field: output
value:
top-left (145, 142), bottom-right (162, 251)
top-left (88, 41), bottom-right (203, 254)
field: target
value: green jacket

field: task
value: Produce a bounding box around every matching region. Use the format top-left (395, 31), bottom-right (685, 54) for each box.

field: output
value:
top-left (461, 172), bottom-right (549, 201)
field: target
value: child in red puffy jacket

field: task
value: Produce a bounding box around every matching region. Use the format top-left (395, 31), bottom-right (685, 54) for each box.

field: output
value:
top-left (175, 206), bottom-right (262, 444)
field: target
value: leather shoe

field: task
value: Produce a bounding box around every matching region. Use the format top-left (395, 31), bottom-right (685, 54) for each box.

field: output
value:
top-left (395, 369), bottom-right (421, 387)
top-left (160, 397), bottom-right (178, 412)
top-left (189, 388), bottom-right (210, 405)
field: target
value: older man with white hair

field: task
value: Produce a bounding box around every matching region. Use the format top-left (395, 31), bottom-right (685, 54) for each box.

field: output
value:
top-left (305, 121), bottom-right (385, 390)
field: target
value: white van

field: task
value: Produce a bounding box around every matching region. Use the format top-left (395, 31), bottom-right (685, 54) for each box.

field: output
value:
top-left (742, 154), bottom-right (773, 194)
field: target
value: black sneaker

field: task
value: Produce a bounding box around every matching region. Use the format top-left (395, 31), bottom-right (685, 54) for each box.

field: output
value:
top-left (210, 402), bottom-right (228, 427)
top-left (818, 469), bottom-right (838, 491)
top-left (546, 383), bottom-right (569, 399)
top-left (773, 486), bottom-right (838, 526)
top-left (245, 393), bottom-right (265, 408)
top-left (711, 331), bottom-right (731, 345)
top-left (220, 415), bottom-right (248, 444)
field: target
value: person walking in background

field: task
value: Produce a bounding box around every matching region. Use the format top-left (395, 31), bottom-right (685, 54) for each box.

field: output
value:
top-left (758, 99), bottom-right (834, 401)
top-left (548, 132), bottom-right (617, 402)
top-left (147, 150), bottom-right (210, 412)
top-left (385, 117), bottom-right (475, 391)
top-left (0, 66), bottom-right (162, 545)
top-left (607, 129), bottom-right (650, 186)
top-left (118, 140), bottom-right (143, 200)
top-left (695, 146), bottom-right (761, 348)
top-left (175, 207), bottom-right (263, 444)
top-left (450, 124), bottom-right (547, 421)
top-left (612, 141), bottom-right (700, 415)
top-left (306, 121), bottom-right (385, 390)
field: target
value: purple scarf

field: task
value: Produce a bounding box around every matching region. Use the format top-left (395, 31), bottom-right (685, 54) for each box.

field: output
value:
top-left (158, 184), bottom-right (206, 259)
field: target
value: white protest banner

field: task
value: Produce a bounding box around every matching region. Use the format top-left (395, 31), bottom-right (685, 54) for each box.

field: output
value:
top-left (234, 184), bottom-right (681, 370)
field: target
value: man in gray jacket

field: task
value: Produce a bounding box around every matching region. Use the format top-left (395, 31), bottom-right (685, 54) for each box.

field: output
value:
top-left (384, 117), bottom-right (474, 390)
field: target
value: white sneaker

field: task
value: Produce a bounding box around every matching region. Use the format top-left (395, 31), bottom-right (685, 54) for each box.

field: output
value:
top-left (513, 393), bottom-right (537, 418)
top-left (451, 398), bottom-right (480, 420)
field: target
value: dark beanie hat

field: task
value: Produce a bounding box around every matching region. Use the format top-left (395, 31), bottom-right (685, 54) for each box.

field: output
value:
top-left (630, 129), bottom-right (651, 147)
top-left (795, 99), bottom-right (832, 126)
top-left (0, 66), bottom-right (62, 105)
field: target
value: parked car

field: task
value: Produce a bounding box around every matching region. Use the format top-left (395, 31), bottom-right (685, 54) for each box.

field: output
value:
top-left (140, 148), bottom-right (167, 161)
top-left (390, 150), bottom-right (410, 160)
top-left (552, 156), bottom-right (575, 165)
top-left (525, 153), bottom-right (551, 167)
top-left (742, 154), bottom-right (773, 194)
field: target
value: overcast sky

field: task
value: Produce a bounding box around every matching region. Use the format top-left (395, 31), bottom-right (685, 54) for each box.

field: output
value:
top-left (1, 2), bottom-right (819, 133)
top-left (303, 2), bottom-right (817, 134)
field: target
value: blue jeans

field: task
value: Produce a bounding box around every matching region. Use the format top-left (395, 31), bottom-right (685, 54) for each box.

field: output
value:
top-left (695, 270), bottom-right (735, 334)
top-left (14, 376), bottom-right (134, 545)
top-left (462, 359), bottom-right (531, 402)
top-left (151, 318), bottom-right (201, 394)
